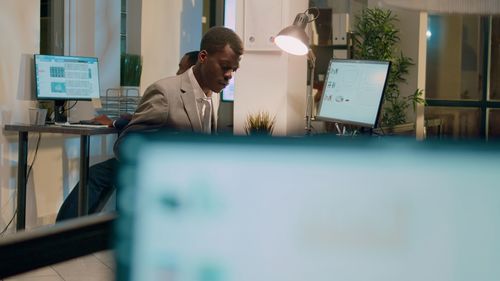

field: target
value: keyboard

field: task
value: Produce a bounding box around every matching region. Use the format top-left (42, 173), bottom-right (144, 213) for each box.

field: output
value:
top-left (75, 119), bottom-right (100, 125)
top-left (55, 123), bottom-right (110, 128)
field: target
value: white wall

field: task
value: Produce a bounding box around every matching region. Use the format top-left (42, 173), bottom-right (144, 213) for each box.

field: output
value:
top-left (140, 0), bottom-right (182, 94)
top-left (233, 0), bottom-right (308, 136)
top-left (127, 0), bottom-right (142, 55)
top-left (69, 0), bottom-right (121, 122)
top-left (0, 0), bottom-right (40, 231)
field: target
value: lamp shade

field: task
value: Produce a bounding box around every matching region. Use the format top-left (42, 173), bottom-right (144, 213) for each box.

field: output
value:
top-left (275, 26), bottom-right (309, 56)
top-left (275, 13), bottom-right (310, 56)
top-left (383, 0), bottom-right (500, 14)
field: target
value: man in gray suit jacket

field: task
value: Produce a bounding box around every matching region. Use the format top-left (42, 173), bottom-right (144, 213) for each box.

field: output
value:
top-left (114, 26), bottom-right (243, 156)
top-left (56, 27), bottom-right (243, 221)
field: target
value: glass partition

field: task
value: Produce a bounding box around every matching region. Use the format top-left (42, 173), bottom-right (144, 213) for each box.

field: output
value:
top-left (426, 14), bottom-right (500, 138)
top-left (425, 106), bottom-right (481, 138)
top-left (490, 17), bottom-right (500, 101)
top-left (426, 15), bottom-right (484, 101)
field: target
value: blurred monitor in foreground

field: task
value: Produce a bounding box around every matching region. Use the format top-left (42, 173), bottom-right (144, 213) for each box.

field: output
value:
top-left (117, 134), bottom-right (500, 281)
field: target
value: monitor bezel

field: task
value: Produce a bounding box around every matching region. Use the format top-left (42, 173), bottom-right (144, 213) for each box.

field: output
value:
top-left (315, 58), bottom-right (391, 128)
top-left (33, 54), bottom-right (101, 102)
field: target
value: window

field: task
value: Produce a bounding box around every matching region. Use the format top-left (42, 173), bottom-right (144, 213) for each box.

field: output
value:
top-left (121, 0), bottom-right (127, 54)
top-left (40, 0), bottom-right (64, 55)
top-left (425, 15), bottom-right (500, 139)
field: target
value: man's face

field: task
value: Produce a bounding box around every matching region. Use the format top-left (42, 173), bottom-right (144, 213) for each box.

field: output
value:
top-left (199, 45), bottom-right (240, 93)
top-left (176, 55), bottom-right (192, 75)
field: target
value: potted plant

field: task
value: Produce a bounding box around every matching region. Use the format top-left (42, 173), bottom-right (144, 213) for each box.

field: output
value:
top-left (351, 7), bottom-right (425, 128)
top-left (244, 111), bottom-right (275, 136)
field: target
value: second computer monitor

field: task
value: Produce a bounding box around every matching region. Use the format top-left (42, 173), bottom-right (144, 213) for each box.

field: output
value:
top-left (34, 54), bottom-right (101, 101)
top-left (316, 59), bottom-right (390, 128)
top-left (34, 54), bottom-right (101, 122)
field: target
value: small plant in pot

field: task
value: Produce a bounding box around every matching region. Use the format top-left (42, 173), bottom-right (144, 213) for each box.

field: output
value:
top-left (245, 111), bottom-right (275, 136)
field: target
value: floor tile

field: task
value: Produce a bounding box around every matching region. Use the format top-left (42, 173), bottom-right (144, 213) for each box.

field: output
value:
top-left (4, 251), bottom-right (115, 281)
top-left (93, 250), bottom-right (115, 270)
top-left (4, 266), bottom-right (63, 281)
top-left (4, 276), bottom-right (64, 281)
top-left (51, 254), bottom-right (114, 281)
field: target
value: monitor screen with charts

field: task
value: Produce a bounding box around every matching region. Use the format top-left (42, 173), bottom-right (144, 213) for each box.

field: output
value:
top-left (34, 54), bottom-right (101, 101)
top-left (116, 134), bottom-right (500, 281)
top-left (316, 59), bottom-right (390, 128)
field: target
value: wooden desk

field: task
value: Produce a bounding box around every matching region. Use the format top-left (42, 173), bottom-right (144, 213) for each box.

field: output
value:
top-left (4, 124), bottom-right (117, 230)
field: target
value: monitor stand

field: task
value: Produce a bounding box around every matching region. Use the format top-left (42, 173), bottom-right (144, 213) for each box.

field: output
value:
top-left (54, 100), bottom-right (67, 123)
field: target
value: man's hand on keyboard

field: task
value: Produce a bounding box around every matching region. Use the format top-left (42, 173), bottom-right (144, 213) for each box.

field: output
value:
top-left (91, 114), bottom-right (133, 128)
top-left (92, 114), bottom-right (114, 126)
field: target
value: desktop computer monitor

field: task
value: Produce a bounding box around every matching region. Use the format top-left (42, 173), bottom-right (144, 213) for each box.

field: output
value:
top-left (34, 54), bottom-right (101, 122)
top-left (316, 59), bottom-right (390, 128)
top-left (116, 134), bottom-right (500, 281)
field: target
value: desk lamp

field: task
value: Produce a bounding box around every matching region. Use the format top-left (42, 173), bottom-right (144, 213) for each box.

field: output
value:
top-left (275, 7), bottom-right (319, 135)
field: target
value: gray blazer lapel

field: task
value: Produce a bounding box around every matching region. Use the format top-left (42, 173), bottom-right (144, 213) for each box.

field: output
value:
top-left (180, 73), bottom-right (202, 132)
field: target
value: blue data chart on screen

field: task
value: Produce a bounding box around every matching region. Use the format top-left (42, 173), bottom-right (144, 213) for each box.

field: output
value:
top-left (34, 54), bottom-right (100, 100)
top-left (317, 59), bottom-right (390, 127)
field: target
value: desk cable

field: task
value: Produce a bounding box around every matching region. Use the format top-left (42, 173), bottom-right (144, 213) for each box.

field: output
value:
top-left (64, 101), bottom-right (78, 112)
top-left (0, 132), bottom-right (42, 236)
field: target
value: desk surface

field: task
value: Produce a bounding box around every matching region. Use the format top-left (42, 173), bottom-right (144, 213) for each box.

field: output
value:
top-left (4, 124), bottom-right (118, 135)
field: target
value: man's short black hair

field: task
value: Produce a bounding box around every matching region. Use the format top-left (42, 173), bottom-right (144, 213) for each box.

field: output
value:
top-left (200, 26), bottom-right (243, 57)
top-left (185, 51), bottom-right (199, 66)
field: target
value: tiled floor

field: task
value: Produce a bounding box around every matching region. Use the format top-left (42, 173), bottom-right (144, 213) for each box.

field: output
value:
top-left (4, 250), bottom-right (114, 281)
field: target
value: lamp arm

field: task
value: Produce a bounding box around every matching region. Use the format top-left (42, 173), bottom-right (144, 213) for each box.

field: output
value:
top-left (307, 48), bottom-right (316, 68)
top-left (305, 48), bottom-right (316, 135)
